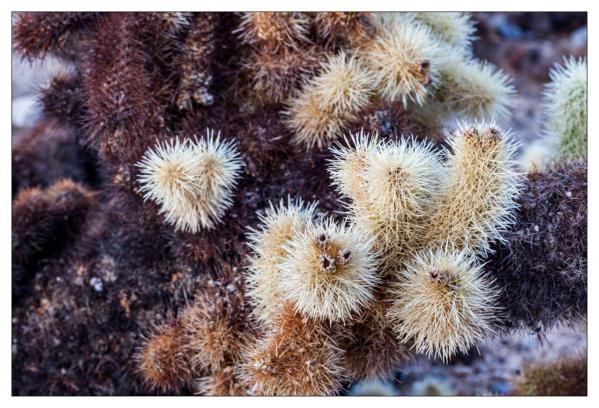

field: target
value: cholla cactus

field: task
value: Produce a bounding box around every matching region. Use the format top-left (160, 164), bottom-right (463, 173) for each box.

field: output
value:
top-left (284, 52), bottom-right (376, 148)
top-left (422, 122), bottom-right (522, 256)
top-left (248, 200), bottom-right (379, 323)
top-left (13, 12), bottom-right (99, 60)
top-left (279, 217), bottom-right (379, 322)
top-left (11, 11), bottom-right (586, 396)
top-left (363, 19), bottom-right (442, 106)
top-left (338, 293), bottom-right (410, 381)
top-left (240, 303), bottom-right (345, 396)
top-left (12, 179), bottom-right (97, 298)
top-left (330, 131), bottom-right (443, 270)
top-left (519, 57), bottom-right (587, 172)
top-left (513, 356), bottom-right (587, 396)
top-left (246, 198), bottom-right (318, 322)
top-left (327, 130), bottom-right (380, 208)
top-left (135, 322), bottom-right (191, 393)
top-left (179, 280), bottom-right (251, 372)
top-left (136, 130), bottom-right (242, 232)
top-left (543, 57), bottom-right (587, 158)
top-left (434, 58), bottom-right (514, 120)
top-left (196, 366), bottom-right (246, 396)
top-left (314, 12), bottom-right (375, 48)
top-left (387, 246), bottom-right (498, 361)
top-left (410, 12), bottom-right (476, 52)
top-left (244, 45), bottom-right (324, 105)
top-left (236, 12), bottom-right (310, 51)
top-left (175, 13), bottom-right (217, 109)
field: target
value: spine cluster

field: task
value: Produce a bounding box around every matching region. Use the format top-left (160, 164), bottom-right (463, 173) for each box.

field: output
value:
top-left (136, 130), bottom-right (242, 233)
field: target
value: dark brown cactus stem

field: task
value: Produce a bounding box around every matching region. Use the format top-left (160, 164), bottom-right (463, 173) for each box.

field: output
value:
top-left (13, 12), bottom-right (99, 60)
top-left (485, 160), bottom-right (587, 333)
top-left (40, 74), bottom-right (85, 127)
top-left (12, 179), bottom-right (98, 299)
top-left (175, 13), bottom-right (218, 110)
top-left (81, 13), bottom-right (167, 164)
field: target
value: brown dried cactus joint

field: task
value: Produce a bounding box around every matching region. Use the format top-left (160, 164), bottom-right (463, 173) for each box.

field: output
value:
top-left (11, 11), bottom-right (586, 396)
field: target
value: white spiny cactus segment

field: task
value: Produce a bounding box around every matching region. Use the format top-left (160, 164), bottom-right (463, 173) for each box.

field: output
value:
top-left (424, 121), bottom-right (523, 256)
top-left (136, 129), bottom-right (242, 233)
top-left (387, 245), bottom-right (498, 362)
top-left (363, 18), bottom-right (443, 107)
top-left (284, 52), bottom-right (376, 149)
top-left (245, 197), bottom-right (318, 323)
top-left (543, 56), bottom-right (587, 157)
top-left (279, 217), bottom-right (379, 322)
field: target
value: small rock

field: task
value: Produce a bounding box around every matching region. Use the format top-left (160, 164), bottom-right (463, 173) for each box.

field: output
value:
top-left (90, 276), bottom-right (103, 292)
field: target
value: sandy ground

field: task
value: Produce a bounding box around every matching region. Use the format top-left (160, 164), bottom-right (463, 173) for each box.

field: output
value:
top-left (395, 323), bottom-right (587, 395)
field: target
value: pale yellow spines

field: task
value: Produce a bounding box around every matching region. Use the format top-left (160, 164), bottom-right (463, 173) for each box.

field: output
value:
top-left (359, 137), bottom-right (443, 266)
top-left (387, 246), bottom-right (498, 362)
top-left (543, 56), bottom-right (587, 158)
top-left (368, 12), bottom-right (412, 37)
top-left (362, 18), bottom-right (442, 107)
top-left (328, 132), bottom-right (444, 268)
top-left (246, 198), bottom-right (318, 323)
top-left (411, 12), bottom-right (476, 52)
top-left (423, 122), bottom-right (522, 256)
top-left (279, 217), bottom-right (379, 322)
top-left (435, 57), bottom-right (515, 121)
top-left (240, 304), bottom-right (345, 396)
top-left (363, 137), bottom-right (443, 224)
top-left (236, 12), bottom-right (310, 51)
top-left (328, 130), bottom-right (380, 209)
top-left (136, 130), bottom-right (242, 233)
top-left (284, 52), bottom-right (376, 148)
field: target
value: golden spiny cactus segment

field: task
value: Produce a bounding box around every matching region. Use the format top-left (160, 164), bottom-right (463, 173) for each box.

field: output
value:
top-left (329, 131), bottom-right (443, 267)
top-left (284, 52), bottom-right (376, 149)
top-left (180, 279), bottom-right (250, 372)
top-left (436, 57), bottom-right (515, 120)
top-left (362, 18), bottom-right (441, 106)
top-left (241, 303), bottom-right (344, 396)
top-left (244, 45), bottom-right (323, 105)
top-left (196, 366), bottom-right (246, 396)
top-left (424, 122), bottom-right (522, 256)
top-left (136, 130), bottom-right (242, 233)
top-left (314, 12), bottom-right (375, 48)
top-left (135, 322), bottom-right (190, 392)
top-left (246, 198), bottom-right (318, 323)
top-left (387, 246), bottom-right (498, 362)
top-left (411, 12), bottom-right (476, 52)
top-left (236, 12), bottom-right (310, 51)
top-left (339, 292), bottom-right (410, 381)
top-left (279, 217), bottom-right (379, 322)
top-left (543, 57), bottom-right (587, 158)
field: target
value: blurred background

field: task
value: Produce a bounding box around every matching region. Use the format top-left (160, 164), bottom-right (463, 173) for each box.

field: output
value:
top-left (11, 12), bottom-right (587, 396)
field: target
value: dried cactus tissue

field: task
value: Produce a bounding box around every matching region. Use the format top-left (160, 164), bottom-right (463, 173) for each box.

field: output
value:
top-left (11, 11), bottom-right (587, 396)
